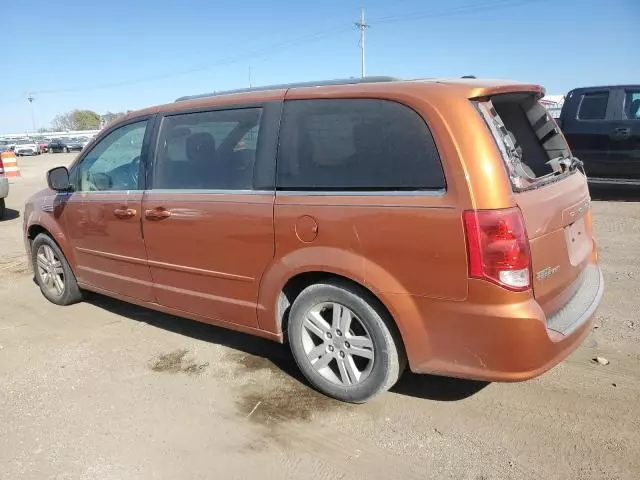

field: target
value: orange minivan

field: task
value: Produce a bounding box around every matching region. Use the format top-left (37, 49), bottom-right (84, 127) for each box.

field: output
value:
top-left (24, 77), bottom-right (603, 403)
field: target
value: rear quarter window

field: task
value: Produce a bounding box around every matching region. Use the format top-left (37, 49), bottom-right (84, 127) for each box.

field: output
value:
top-left (577, 91), bottom-right (609, 120)
top-left (276, 99), bottom-right (445, 191)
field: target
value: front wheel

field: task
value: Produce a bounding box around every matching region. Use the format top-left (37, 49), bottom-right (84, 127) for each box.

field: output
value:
top-left (288, 281), bottom-right (406, 403)
top-left (31, 233), bottom-right (82, 305)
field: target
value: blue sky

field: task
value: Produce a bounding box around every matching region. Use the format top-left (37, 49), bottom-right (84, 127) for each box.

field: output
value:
top-left (1, 0), bottom-right (638, 133)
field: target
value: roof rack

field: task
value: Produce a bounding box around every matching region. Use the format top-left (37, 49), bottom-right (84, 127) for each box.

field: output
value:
top-left (175, 76), bottom-right (400, 102)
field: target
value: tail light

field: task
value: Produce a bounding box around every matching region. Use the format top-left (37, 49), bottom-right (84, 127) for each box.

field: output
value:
top-left (463, 208), bottom-right (531, 291)
top-left (0, 156), bottom-right (4, 175)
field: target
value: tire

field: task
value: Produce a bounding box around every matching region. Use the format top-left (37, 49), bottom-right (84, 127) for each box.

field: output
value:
top-left (0, 198), bottom-right (5, 219)
top-left (288, 280), bottom-right (406, 403)
top-left (31, 233), bottom-right (82, 306)
top-left (64, 147), bottom-right (69, 153)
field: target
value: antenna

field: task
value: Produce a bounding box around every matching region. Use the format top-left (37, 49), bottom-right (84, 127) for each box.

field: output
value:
top-left (354, 8), bottom-right (370, 78)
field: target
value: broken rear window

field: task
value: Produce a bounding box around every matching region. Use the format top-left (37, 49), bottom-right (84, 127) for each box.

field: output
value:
top-left (476, 93), bottom-right (575, 191)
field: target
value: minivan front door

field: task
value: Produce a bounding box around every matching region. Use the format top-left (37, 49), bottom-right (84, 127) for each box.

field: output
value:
top-left (142, 105), bottom-right (278, 328)
top-left (67, 119), bottom-right (154, 301)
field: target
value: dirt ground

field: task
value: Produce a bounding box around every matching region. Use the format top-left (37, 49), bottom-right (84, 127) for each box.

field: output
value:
top-left (1, 154), bottom-right (639, 480)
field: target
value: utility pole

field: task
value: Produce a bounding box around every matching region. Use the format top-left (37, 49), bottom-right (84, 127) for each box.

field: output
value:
top-left (248, 66), bottom-right (253, 88)
top-left (27, 94), bottom-right (36, 133)
top-left (354, 8), bottom-right (369, 78)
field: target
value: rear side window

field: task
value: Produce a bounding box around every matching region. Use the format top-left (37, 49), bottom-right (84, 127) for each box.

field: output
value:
top-left (577, 92), bottom-right (609, 120)
top-left (153, 108), bottom-right (262, 190)
top-left (276, 99), bottom-right (445, 191)
top-left (624, 90), bottom-right (640, 120)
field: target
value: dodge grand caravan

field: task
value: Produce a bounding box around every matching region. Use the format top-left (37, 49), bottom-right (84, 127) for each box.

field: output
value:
top-left (23, 77), bottom-right (603, 403)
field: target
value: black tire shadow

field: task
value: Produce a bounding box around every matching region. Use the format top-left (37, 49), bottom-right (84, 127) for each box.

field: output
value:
top-left (589, 184), bottom-right (640, 202)
top-left (391, 371), bottom-right (488, 401)
top-left (85, 291), bottom-right (488, 402)
top-left (0, 208), bottom-right (20, 221)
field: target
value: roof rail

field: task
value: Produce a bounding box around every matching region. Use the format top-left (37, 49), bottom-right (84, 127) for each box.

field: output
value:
top-left (175, 76), bottom-right (401, 102)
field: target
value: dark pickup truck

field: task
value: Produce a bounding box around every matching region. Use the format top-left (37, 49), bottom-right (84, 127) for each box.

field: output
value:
top-left (47, 138), bottom-right (84, 154)
top-left (558, 85), bottom-right (640, 185)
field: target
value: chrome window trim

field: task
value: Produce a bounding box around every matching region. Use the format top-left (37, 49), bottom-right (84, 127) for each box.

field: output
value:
top-left (145, 189), bottom-right (273, 195)
top-left (275, 189), bottom-right (446, 197)
top-left (75, 188), bottom-right (445, 197)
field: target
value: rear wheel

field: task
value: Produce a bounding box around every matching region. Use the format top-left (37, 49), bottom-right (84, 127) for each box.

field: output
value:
top-left (0, 198), bottom-right (5, 219)
top-left (31, 233), bottom-right (82, 306)
top-left (288, 281), bottom-right (405, 403)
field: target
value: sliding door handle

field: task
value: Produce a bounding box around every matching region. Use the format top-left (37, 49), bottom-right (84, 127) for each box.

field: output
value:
top-left (145, 208), bottom-right (171, 220)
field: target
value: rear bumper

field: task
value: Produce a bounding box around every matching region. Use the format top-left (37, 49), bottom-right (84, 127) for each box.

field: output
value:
top-left (405, 263), bottom-right (603, 381)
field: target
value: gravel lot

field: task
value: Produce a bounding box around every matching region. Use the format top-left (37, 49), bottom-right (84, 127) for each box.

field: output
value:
top-left (1, 153), bottom-right (639, 480)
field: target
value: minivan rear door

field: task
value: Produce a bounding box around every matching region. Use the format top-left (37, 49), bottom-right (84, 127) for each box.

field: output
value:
top-left (477, 94), bottom-right (595, 315)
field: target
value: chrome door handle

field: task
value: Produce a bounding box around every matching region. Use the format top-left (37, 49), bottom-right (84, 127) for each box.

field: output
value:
top-left (145, 208), bottom-right (171, 220)
top-left (113, 207), bottom-right (137, 219)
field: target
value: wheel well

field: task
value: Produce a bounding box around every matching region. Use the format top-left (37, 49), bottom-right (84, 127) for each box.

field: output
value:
top-left (27, 225), bottom-right (51, 244)
top-left (277, 271), bottom-right (403, 348)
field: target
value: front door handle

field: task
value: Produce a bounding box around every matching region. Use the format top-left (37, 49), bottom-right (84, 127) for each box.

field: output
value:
top-left (113, 207), bottom-right (137, 219)
top-left (145, 208), bottom-right (171, 220)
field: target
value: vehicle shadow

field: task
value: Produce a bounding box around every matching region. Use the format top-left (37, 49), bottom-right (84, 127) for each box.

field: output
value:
top-left (391, 372), bottom-right (488, 401)
top-left (590, 185), bottom-right (640, 202)
top-left (86, 291), bottom-right (487, 402)
top-left (85, 292), bottom-right (306, 383)
top-left (1, 208), bottom-right (20, 221)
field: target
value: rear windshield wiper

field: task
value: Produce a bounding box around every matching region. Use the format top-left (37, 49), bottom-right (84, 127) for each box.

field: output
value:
top-left (547, 156), bottom-right (583, 174)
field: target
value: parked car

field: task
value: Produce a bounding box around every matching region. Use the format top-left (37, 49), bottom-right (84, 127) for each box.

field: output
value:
top-left (0, 147), bottom-right (10, 218)
top-left (558, 85), bottom-right (640, 186)
top-left (14, 139), bottom-right (40, 156)
top-left (47, 138), bottom-right (83, 153)
top-left (77, 136), bottom-right (92, 149)
top-left (37, 140), bottom-right (49, 154)
top-left (23, 77), bottom-right (603, 403)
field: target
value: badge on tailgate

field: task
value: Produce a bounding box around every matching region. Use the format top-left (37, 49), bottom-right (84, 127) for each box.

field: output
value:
top-left (536, 265), bottom-right (560, 281)
top-left (563, 198), bottom-right (590, 224)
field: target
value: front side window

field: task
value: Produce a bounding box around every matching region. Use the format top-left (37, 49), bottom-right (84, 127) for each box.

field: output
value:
top-left (624, 91), bottom-right (640, 120)
top-left (76, 120), bottom-right (148, 192)
top-left (153, 108), bottom-right (262, 190)
top-left (577, 92), bottom-right (609, 120)
top-left (276, 99), bottom-right (445, 191)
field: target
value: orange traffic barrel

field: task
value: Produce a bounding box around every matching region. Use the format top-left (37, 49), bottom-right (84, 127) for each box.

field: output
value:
top-left (0, 151), bottom-right (21, 177)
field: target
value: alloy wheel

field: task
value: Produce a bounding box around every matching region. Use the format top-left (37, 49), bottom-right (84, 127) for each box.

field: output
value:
top-left (36, 244), bottom-right (65, 297)
top-left (301, 302), bottom-right (375, 386)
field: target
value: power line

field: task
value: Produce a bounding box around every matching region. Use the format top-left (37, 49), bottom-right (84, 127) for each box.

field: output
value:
top-left (372, 0), bottom-right (545, 26)
top-left (24, 0), bottom-right (545, 96)
top-left (28, 26), bottom-right (350, 96)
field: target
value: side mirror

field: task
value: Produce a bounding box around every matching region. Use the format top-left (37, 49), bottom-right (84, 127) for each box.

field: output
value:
top-left (47, 166), bottom-right (72, 191)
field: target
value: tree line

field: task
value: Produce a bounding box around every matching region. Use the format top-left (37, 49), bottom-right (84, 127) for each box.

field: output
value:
top-left (48, 109), bottom-right (132, 131)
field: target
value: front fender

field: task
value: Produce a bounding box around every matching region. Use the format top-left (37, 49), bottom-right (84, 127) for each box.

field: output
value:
top-left (25, 193), bottom-right (78, 272)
